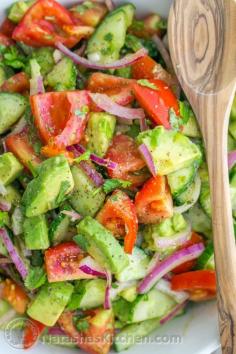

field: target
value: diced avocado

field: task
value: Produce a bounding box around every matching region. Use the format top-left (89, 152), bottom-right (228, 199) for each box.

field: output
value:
top-left (3, 185), bottom-right (21, 206)
top-left (27, 282), bottom-right (74, 326)
top-left (0, 153), bottom-right (23, 186)
top-left (143, 213), bottom-right (189, 255)
top-left (87, 5), bottom-right (133, 64)
top-left (12, 206), bottom-right (24, 236)
top-left (137, 126), bottom-right (202, 175)
top-left (115, 247), bottom-right (150, 282)
top-left (86, 112), bottom-right (116, 157)
top-left (0, 93), bottom-right (27, 134)
top-left (22, 155), bottom-right (74, 217)
top-left (28, 47), bottom-right (55, 77)
top-left (182, 113), bottom-right (201, 138)
top-left (67, 279), bottom-right (106, 311)
top-left (167, 164), bottom-right (198, 198)
top-left (184, 203), bottom-right (212, 238)
top-left (76, 216), bottom-right (129, 274)
top-left (45, 57), bottom-right (77, 91)
top-left (8, 0), bottom-right (35, 23)
top-left (113, 288), bottom-right (176, 324)
top-left (120, 285), bottom-right (137, 302)
top-left (114, 318), bottom-right (160, 352)
top-left (69, 165), bottom-right (105, 217)
top-left (23, 215), bottom-right (49, 250)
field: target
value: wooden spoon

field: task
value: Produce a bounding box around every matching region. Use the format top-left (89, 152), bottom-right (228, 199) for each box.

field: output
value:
top-left (168, 0), bottom-right (236, 352)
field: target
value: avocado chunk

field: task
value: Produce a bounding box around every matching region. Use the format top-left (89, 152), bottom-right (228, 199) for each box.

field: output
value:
top-left (45, 57), bottom-right (77, 91)
top-left (8, 0), bottom-right (35, 23)
top-left (22, 155), bottom-right (74, 217)
top-left (0, 93), bottom-right (27, 134)
top-left (67, 279), bottom-right (106, 311)
top-left (0, 153), bottom-right (23, 185)
top-left (27, 282), bottom-right (74, 326)
top-left (23, 215), bottom-right (49, 250)
top-left (86, 112), bottom-right (116, 157)
top-left (113, 288), bottom-right (176, 324)
top-left (137, 126), bottom-right (202, 175)
top-left (76, 216), bottom-right (129, 274)
top-left (69, 165), bottom-right (105, 217)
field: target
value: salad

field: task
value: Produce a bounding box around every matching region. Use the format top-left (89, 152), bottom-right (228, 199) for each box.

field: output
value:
top-left (0, 0), bottom-right (235, 352)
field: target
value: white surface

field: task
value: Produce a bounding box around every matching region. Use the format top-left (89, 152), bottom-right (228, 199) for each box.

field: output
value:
top-left (0, 0), bottom-right (220, 353)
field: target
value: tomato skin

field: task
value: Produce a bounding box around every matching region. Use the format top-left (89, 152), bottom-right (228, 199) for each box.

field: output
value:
top-left (0, 19), bottom-right (16, 37)
top-left (70, 3), bottom-right (107, 27)
top-left (135, 176), bottom-right (173, 224)
top-left (171, 270), bottom-right (216, 302)
top-left (45, 241), bottom-right (93, 283)
top-left (132, 55), bottom-right (175, 88)
top-left (133, 79), bottom-right (179, 129)
top-left (58, 309), bottom-right (114, 354)
top-left (5, 130), bottom-right (42, 170)
top-left (0, 72), bottom-right (30, 93)
top-left (87, 73), bottom-right (135, 106)
top-left (97, 190), bottom-right (138, 254)
top-left (12, 0), bottom-right (80, 48)
top-left (172, 233), bottom-right (204, 274)
top-left (23, 318), bottom-right (46, 349)
top-left (0, 32), bottom-right (14, 46)
top-left (2, 279), bottom-right (29, 314)
top-left (105, 135), bottom-right (149, 187)
top-left (30, 91), bottom-right (90, 148)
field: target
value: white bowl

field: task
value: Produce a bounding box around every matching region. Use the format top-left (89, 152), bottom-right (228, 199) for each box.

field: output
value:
top-left (0, 1), bottom-right (220, 353)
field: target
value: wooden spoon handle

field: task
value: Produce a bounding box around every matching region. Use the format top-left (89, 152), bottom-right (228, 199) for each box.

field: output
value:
top-left (199, 90), bottom-right (236, 354)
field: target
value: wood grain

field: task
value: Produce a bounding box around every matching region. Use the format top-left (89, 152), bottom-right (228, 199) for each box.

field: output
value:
top-left (168, 1), bottom-right (236, 353)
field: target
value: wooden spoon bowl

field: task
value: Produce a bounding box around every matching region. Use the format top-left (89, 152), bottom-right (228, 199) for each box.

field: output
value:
top-left (168, 1), bottom-right (236, 353)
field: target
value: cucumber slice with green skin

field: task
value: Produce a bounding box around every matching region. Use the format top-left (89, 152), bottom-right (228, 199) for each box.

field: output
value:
top-left (199, 182), bottom-right (212, 217)
top-left (174, 174), bottom-right (201, 207)
top-left (87, 6), bottom-right (132, 64)
top-left (167, 164), bottom-right (198, 198)
top-left (8, 0), bottom-right (35, 23)
top-left (182, 114), bottom-right (201, 138)
top-left (196, 242), bottom-right (215, 270)
top-left (114, 318), bottom-right (160, 352)
top-left (45, 57), bottom-right (77, 91)
top-left (106, 3), bottom-right (136, 27)
top-left (113, 289), bottom-right (176, 324)
top-left (49, 207), bottom-right (72, 246)
top-left (0, 93), bottom-right (27, 135)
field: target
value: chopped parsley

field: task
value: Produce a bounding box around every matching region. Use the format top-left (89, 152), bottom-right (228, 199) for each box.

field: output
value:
top-left (1, 46), bottom-right (27, 70)
top-left (103, 179), bottom-right (132, 194)
top-left (104, 33), bottom-right (113, 42)
top-left (76, 319), bottom-right (90, 332)
top-left (137, 79), bottom-right (158, 90)
top-left (156, 19), bottom-right (167, 30)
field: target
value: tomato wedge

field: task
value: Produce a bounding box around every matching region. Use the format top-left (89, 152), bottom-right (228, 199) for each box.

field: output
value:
top-left (2, 279), bottom-right (29, 314)
top-left (87, 73), bottom-right (135, 107)
top-left (132, 55), bottom-right (175, 87)
top-left (0, 72), bottom-right (30, 93)
top-left (12, 0), bottom-right (81, 48)
top-left (5, 130), bottom-right (42, 170)
top-left (0, 32), bottom-right (14, 46)
top-left (58, 309), bottom-right (114, 354)
top-left (23, 318), bottom-right (46, 349)
top-left (171, 270), bottom-right (216, 302)
top-left (70, 2), bottom-right (107, 27)
top-left (30, 91), bottom-right (90, 148)
top-left (105, 134), bottom-right (149, 187)
top-left (45, 241), bottom-right (93, 282)
top-left (0, 19), bottom-right (16, 37)
top-left (135, 176), bottom-right (173, 224)
top-left (133, 79), bottom-right (179, 129)
top-left (97, 190), bottom-right (138, 254)
top-left (172, 232), bottom-right (204, 274)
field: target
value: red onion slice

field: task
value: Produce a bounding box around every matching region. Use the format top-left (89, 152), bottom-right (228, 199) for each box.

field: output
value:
top-left (56, 42), bottom-right (148, 70)
top-left (30, 76), bottom-right (45, 96)
top-left (90, 93), bottom-right (145, 120)
top-left (0, 199), bottom-right (11, 212)
top-left (155, 278), bottom-right (189, 303)
top-left (154, 222), bottom-right (191, 249)
top-left (73, 144), bottom-right (117, 170)
top-left (48, 327), bottom-right (67, 336)
top-left (138, 144), bottom-right (157, 177)
top-left (228, 150), bottom-right (236, 170)
top-left (79, 256), bottom-right (107, 278)
top-left (138, 243), bottom-right (205, 294)
top-left (0, 228), bottom-right (28, 279)
top-left (104, 270), bottom-right (112, 310)
top-left (160, 300), bottom-right (187, 325)
top-left (61, 210), bottom-right (82, 222)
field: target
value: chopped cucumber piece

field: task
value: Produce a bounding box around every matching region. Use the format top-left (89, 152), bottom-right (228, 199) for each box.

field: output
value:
top-left (49, 210), bottom-right (71, 246)
top-left (45, 57), bottom-right (77, 91)
top-left (175, 174), bottom-right (201, 206)
top-left (0, 93), bottom-right (27, 134)
top-left (167, 164), bottom-right (198, 198)
top-left (199, 182), bottom-right (212, 217)
top-left (8, 0), bottom-right (35, 23)
top-left (197, 242), bottom-right (215, 270)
